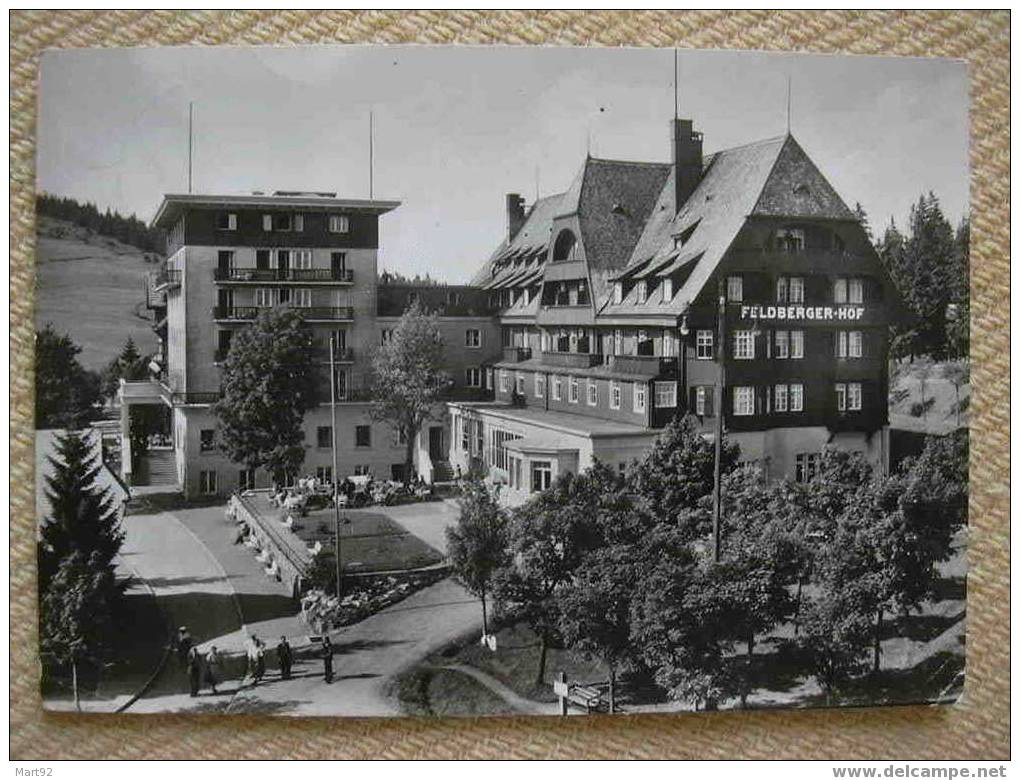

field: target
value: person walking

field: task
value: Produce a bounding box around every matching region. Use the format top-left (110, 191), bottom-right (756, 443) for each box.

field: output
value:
top-left (321, 635), bottom-right (334, 684)
top-left (186, 646), bottom-right (201, 697)
top-left (277, 637), bottom-right (293, 681)
top-left (245, 635), bottom-right (259, 683)
top-left (173, 626), bottom-right (193, 668)
top-left (254, 638), bottom-right (266, 683)
top-left (204, 646), bottom-right (220, 695)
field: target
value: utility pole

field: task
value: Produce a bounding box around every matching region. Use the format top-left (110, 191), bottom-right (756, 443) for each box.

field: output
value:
top-left (329, 336), bottom-right (343, 600)
top-left (369, 110), bottom-right (374, 199)
top-left (712, 278), bottom-right (725, 563)
top-left (187, 102), bottom-right (194, 194)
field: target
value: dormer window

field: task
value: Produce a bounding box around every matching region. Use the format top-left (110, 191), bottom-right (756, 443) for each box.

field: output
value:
top-left (775, 227), bottom-right (805, 253)
top-left (612, 282), bottom-right (623, 305)
top-left (661, 278), bottom-right (673, 303)
top-left (636, 281), bottom-right (647, 304)
top-left (216, 212), bottom-right (237, 231)
top-left (552, 230), bottom-right (579, 263)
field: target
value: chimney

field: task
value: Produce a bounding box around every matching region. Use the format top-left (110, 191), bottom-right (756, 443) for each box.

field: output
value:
top-left (671, 118), bottom-right (703, 214)
top-left (506, 193), bottom-right (526, 241)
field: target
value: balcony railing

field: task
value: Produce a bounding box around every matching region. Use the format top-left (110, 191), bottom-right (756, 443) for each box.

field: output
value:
top-left (502, 347), bottom-right (532, 363)
top-left (213, 268), bottom-right (354, 283)
top-left (213, 306), bottom-right (355, 321)
top-left (153, 269), bottom-right (182, 290)
top-left (540, 351), bottom-right (602, 369)
top-left (172, 392), bottom-right (221, 406)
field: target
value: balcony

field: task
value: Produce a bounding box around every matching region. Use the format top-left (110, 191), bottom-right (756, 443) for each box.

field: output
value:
top-left (540, 351), bottom-right (602, 369)
top-left (153, 268), bottom-right (181, 291)
top-left (213, 268), bottom-right (354, 284)
top-left (172, 391), bottom-right (221, 406)
top-left (502, 347), bottom-right (532, 363)
top-left (213, 306), bottom-right (355, 322)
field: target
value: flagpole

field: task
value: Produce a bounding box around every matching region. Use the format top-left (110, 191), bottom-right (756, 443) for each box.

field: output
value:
top-left (329, 336), bottom-right (343, 600)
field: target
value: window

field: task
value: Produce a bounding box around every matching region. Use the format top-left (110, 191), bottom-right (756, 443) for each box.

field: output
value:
top-left (587, 380), bottom-right (598, 406)
top-left (317, 426), bottom-right (332, 448)
top-left (789, 277), bottom-right (805, 304)
top-left (552, 375), bottom-right (562, 401)
top-left (569, 376), bottom-right (579, 404)
top-left (460, 417), bottom-right (470, 451)
top-left (329, 215), bottom-right (350, 234)
top-left (273, 213), bottom-right (293, 232)
top-left (552, 230), bottom-right (578, 263)
top-left (353, 465), bottom-right (370, 477)
top-left (695, 386), bottom-right (714, 417)
top-left (614, 329), bottom-right (623, 355)
top-left (293, 214), bottom-right (304, 232)
top-left (776, 228), bottom-right (805, 253)
top-left (499, 370), bottom-right (510, 393)
top-left (733, 386), bottom-right (755, 416)
top-left (535, 374), bottom-right (544, 398)
top-left (199, 470), bottom-right (217, 495)
top-left (255, 288), bottom-right (274, 307)
top-left (238, 469), bottom-right (256, 491)
top-left (531, 461), bottom-right (552, 493)
top-left (355, 425), bottom-right (371, 447)
top-left (466, 367), bottom-right (481, 387)
top-left (775, 330), bottom-right (789, 359)
top-left (795, 453), bottom-right (820, 483)
top-left (837, 331), bottom-right (863, 358)
top-left (726, 275), bottom-right (743, 302)
top-left (293, 249), bottom-right (312, 269)
top-left (310, 466), bottom-right (330, 485)
top-left (200, 429), bottom-right (215, 452)
top-left (465, 329), bottom-right (481, 348)
top-left (515, 373), bottom-right (525, 395)
top-left (733, 330), bottom-right (755, 360)
top-left (293, 288), bottom-right (312, 307)
top-left (836, 382), bottom-right (860, 412)
top-left (633, 383), bottom-right (646, 413)
top-left (662, 278), bottom-right (673, 303)
top-left (278, 287), bottom-right (291, 305)
top-left (791, 330), bottom-right (804, 359)
top-left (834, 277), bottom-right (864, 304)
top-left (654, 381), bottom-right (677, 408)
top-left (636, 280), bottom-right (647, 304)
top-left (612, 282), bottom-right (623, 304)
top-left (776, 277), bottom-right (787, 303)
top-left (262, 214), bottom-right (273, 232)
top-left (774, 384), bottom-right (788, 412)
top-left (490, 429), bottom-right (522, 471)
top-left (696, 330), bottom-right (714, 360)
top-left (662, 331), bottom-right (675, 357)
top-left (381, 329), bottom-right (393, 345)
top-left (216, 212), bottom-right (237, 231)
top-left (790, 383), bottom-right (804, 412)
top-left (610, 381), bottom-right (621, 410)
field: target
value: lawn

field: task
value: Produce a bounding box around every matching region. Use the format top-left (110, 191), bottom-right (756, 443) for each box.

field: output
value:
top-left (285, 505), bottom-right (445, 574)
top-left (394, 666), bottom-right (517, 717)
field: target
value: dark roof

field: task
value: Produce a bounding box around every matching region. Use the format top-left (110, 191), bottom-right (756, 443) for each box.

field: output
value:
top-left (470, 194), bottom-right (563, 287)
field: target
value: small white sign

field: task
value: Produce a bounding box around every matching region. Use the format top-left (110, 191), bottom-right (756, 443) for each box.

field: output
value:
top-left (553, 680), bottom-right (569, 697)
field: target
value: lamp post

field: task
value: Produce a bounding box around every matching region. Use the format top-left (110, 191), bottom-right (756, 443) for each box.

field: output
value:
top-left (678, 313), bottom-right (690, 416)
top-left (329, 336), bottom-right (343, 601)
top-left (712, 280), bottom-right (725, 563)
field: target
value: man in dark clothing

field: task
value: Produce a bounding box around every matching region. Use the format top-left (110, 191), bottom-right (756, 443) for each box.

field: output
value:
top-left (277, 636), bottom-right (293, 681)
top-left (174, 626), bottom-right (193, 668)
top-left (186, 646), bottom-right (201, 697)
top-left (322, 635), bottom-right (334, 683)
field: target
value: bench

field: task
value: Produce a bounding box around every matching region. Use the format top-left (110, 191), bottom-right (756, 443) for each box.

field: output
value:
top-left (567, 684), bottom-right (608, 713)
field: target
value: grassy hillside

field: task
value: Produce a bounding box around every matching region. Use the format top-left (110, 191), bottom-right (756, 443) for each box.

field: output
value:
top-left (34, 216), bottom-right (162, 371)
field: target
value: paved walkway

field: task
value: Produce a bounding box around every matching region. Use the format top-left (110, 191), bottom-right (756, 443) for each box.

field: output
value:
top-left (380, 498), bottom-right (460, 555)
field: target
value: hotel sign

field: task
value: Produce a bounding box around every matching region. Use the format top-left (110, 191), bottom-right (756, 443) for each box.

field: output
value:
top-left (739, 305), bottom-right (866, 321)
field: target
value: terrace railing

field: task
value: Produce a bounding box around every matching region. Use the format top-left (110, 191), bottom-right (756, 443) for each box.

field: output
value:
top-left (214, 268), bottom-right (354, 283)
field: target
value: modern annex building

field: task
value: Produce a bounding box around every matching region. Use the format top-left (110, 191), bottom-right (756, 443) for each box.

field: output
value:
top-left (447, 118), bottom-right (908, 505)
top-left (121, 191), bottom-right (501, 497)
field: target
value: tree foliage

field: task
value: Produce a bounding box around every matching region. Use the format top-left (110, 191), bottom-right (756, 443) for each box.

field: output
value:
top-left (35, 324), bottom-right (103, 430)
top-left (446, 479), bottom-right (509, 635)
top-left (213, 307), bottom-right (318, 482)
top-left (37, 193), bottom-right (163, 254)
top-left (369, 300), bottom-right (452, 484)
top-left (38, 430), bottom-right (124, 598)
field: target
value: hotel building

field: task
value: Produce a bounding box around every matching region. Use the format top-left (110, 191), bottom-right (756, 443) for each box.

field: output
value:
top-left (122, 191), bottom-right (501, 497)
top-left (447, 119), bottom-right (908, 505)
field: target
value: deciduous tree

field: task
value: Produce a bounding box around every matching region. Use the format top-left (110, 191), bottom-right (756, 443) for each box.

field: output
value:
top-left (369, 300), bottom-right (452, 484)
top-left (35, 324), bottom-right (102, 429)
top-left (214, 307), bottom-right (318, 483)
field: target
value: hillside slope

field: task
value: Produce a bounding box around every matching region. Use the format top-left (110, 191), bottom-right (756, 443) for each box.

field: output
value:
top-left (34, 216), bottom-right (162, 370)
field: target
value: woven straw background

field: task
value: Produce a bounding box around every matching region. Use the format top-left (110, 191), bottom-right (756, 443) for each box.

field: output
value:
top-left (9, 10), bottom-right (1009, 760)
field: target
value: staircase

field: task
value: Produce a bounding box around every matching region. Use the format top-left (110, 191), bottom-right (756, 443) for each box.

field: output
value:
top-left (136, 448), bottom-right (178, 487)
top-left (432, 460), bottom-right (456, 484)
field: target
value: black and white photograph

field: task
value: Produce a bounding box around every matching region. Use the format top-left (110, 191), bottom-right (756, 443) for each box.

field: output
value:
top-left (33, 43), bottom-right (970, 718)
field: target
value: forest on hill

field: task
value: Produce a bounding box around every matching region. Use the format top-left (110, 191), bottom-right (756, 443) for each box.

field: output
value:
top-left (36, 193), bottom-right (163, 255)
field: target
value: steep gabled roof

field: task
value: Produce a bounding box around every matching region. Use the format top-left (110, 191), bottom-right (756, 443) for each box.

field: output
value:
top-left (752, 135), bottom-right (857, 220)
top-left (470, 193), bottom-right (562, 287)
top-left (601, 135), bottom-right (788, 317)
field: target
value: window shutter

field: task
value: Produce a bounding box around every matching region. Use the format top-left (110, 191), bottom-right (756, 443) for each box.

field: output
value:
top-left (689, 387), bottom-right (698, 414)
top-left (228, 213), bottom-right (237, 230)
top-left (263, 214), bottom-right (272, 231)
top-left (294, 214), bottom-right (303, 232)
top-left (705, 387), bottom-right (715, 417)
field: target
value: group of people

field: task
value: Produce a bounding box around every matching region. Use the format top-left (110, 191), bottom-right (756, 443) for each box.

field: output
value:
top-left (174, 626), bottom-right (336, 696)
